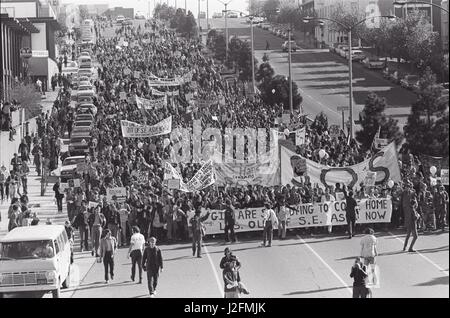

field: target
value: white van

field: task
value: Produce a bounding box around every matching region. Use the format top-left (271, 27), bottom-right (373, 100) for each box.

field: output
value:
top-left (0, 225), bottom-right (72, 298)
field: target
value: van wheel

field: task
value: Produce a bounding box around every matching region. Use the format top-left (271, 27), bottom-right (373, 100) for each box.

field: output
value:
top-left (62, 266), bottom-right (71, 289)
top-left (52, 287), bottom-right (61, 298)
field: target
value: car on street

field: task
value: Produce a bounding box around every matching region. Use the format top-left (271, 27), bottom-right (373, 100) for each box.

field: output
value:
top-left (362, 57), bottom-right (386, 69)
top-left (77, 85), bottom-right (95, 99)
top-left (116, 15), bottom-right (125, 24)
top-left (122, 18), bottom-right (133, 26)
top-left (78, 68), bottom-right (93, 78)
top-left (228, 12), bottom-right (238, 18)
top-left (52, 156), bottom-right (86, 181)
top-left (212, 12), bottom-right (223, 18)
top-left (329, 43), bottom-right (340, 53)
top-left (75, 113), bottom-right (94, 122)
top-left (261, 23), bottom-right (270, 30)
top-left (135, 14), bottom-right (145, 20)
top-left (339, 46), bottom-right (349, 58)
top-left (77, 104), bottom-right (97, 116)
top-left (69, 135), bottom-right (91, 155)
top-left (400, 74), bottom-right (420, 91)
top-left (348, 50), bottom-right (366, 61)
top-left (282, 41), bottom-right (298, 52)
top-left (0, 225), bottom-right (72, 298)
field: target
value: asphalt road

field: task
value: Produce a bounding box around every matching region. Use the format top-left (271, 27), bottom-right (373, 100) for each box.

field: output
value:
top-left (54, 228), bottom-right (448, 298)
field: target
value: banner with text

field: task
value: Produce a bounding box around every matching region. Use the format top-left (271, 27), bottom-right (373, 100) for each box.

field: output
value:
top-left (121, 116), bottom-right (172, 138)
top-left (192, 198), bottom-right (392, 235)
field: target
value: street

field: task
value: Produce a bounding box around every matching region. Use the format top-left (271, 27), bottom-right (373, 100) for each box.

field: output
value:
top-left (52, 229), bottom-right (448, 298)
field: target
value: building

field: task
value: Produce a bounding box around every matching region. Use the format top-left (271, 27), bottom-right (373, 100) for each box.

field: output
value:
top-left (1, 13), bottom-right (39, 101)
top-left (103, 7), bottom-right (134, 19)
top-left (85, 4), bottom-right (109, 16)
top-left (1, 0), bottom-right (61, 91)
top-left (442, 0), bottom-right (449, 51)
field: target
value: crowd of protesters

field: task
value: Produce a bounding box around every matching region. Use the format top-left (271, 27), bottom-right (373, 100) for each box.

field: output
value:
top-left (1, 17), bottom-right (448, 258)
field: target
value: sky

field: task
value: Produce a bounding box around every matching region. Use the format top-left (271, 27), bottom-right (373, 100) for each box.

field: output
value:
top-left (60, 0), bottom-right (250, 18)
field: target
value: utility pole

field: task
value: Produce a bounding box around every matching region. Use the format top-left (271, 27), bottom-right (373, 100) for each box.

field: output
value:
top-left (225, 3), bottom-right (228, 61)
top-left (250, 15), bottom-right (255, 93)
top-left (207, 0), bottom-right (209, 32)
top-left (288, 27), bottom-right (293, 113)
top-left (348, 29), bottom-right (354, 139)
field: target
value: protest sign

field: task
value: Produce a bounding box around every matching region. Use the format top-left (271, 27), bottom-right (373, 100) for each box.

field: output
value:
top-left (441, 169), bottom-right (449, 185)
top-left (295, 128), bottom-right (306, 146)
top-left (364, 171), bottom-right (377, 187)
top-left (106, 187), bottom-right (127, 203)
top-left (282, 113), bottom-right (291, 125)
top-left (119, 92), bottom-right (127, 100)
top-left (136, 95), bottom-right (167, 110)
top-left (168, 179), bottom-right (181, 190)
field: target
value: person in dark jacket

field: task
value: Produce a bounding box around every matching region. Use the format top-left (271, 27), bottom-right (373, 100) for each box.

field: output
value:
top-left (53, 181), bottom-right (64, 213)
top-left (220, 247), bottom-right (241, 272)
top-left (350, 257), bottom-right (369, 298)
top-left (189, 209), bottom-right (210, 258)
top-left (223, 200), bottom-right (236, 243)
top-left (402, 182), bottom-right (419, 252)
top-left (72, 201), bottom-right (90, 252)
top-left (343, 187), bottom-right (357, 239)
top-left (142, 237), bottom-right (163, 297)
top-left (106, 196), bottom-right (121, 242)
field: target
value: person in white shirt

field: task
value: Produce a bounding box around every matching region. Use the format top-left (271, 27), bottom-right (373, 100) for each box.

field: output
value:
top-left (261, 203), bottom-right (278, 247)
top-left (360, 227), bottom-right (378, 297)
top-left (127, 226), bottom-right (146, 284)
top-left (360, 228), bottom-right (378, 264)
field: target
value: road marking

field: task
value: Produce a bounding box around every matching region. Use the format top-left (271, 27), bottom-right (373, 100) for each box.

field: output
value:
top-left (204, 244), bottom-right (224, 298)
top-left (388, 232), bottom-right (449, 276)
top-left (296, 235), bottom-right (353, 295)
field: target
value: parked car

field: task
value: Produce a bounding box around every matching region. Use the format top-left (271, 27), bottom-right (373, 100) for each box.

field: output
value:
top-left (400, 75), bottom-right (420, 91)
top-left (76, 103), bottom-right (97, 115)
top-left (212, 12), bottom-right (223, 18)
top-left (69, 135), bottom-right (91, 155)
top-left (228, 12), bottom-right (238, 18)
top-left (52, 156), bottom-right (86, 181)
top-left (362, 57), bottom-right (386, 69)
top-left (282, 41), bottom-right (298, 52)
top-left (339, 46), bottom-right (349, 58)
top-left (135, 14), bottom-right (146, 20)
top-left (76, 85), bottom-right (95, 99)
top-left (75, 113), bottom-right (94, 122)
top-left (348, 50), bottom-right (366, 61)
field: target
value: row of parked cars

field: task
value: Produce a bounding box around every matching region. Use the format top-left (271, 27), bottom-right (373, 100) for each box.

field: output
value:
top-left (53, 46), bottom-right (98, 182)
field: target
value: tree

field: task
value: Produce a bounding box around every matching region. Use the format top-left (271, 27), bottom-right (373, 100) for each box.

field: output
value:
top-left (212, 33), bottom-right (226, 62)
top-left (170, 8), bottom-right (186, 31)
top-left (248, 0), bottom-right (265, 16)
top-left (9, 84), bottom-right (42, 120)
top-left (183, 11), bottom-right (197, 38)
top-left (311, 112), bottom-right (328, 135)
top-left (356, 93), bottom-right (403, 150)
top-left (256, 62), bottom-right (274, 84)
top-left (259, 75), bottom-right (302, 111)
top-left (154, 3), bottom-right (176, 21)
top-left (404, 68), bottom-right (449, 157)
top-left (329, 2), bottom-right (366, 45)
top-left (262, 0), bottom-right (280, 22)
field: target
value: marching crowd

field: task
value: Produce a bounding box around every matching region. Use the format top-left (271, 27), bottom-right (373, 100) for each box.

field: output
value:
top-left (1, 17), bottom-right (449, 263)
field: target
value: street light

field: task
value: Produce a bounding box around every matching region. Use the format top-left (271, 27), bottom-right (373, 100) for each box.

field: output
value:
top-left (393, 1), bottom-right (449, 13)
top-left (217, 0), bottom-right (233, 61)
top-left (303, 15), bottom-right (397, 139)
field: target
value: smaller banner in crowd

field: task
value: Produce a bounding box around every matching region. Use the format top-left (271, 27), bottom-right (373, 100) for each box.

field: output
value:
top-left (151, 88), bottom-right (179, 97)
top-left (136, 95), bottom-right (167, 110)
top-left (121, 116), bottom-right (172, 138)
top-left (106, 187), bottom-right (127, 203)
top-left (147, 77), bottom-right (181, 87)
top-left (364, 171), bottom-right (377, 187)
top-left (294, 128), bottom-right (306, 146)
top-left (192, 198), bottom-right (392, 235)
top-left (164, 161), bottom-right (215, 192)
top-left (131, 170), bottom-right (149, 183)
top-left (441, 169), bottom-right (449, 185)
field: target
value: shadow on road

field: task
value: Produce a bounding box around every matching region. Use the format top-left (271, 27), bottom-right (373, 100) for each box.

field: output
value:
top-left (415, 276), bottom-right (449, 287)
top-left (283, 285), bottom-right (351, 296)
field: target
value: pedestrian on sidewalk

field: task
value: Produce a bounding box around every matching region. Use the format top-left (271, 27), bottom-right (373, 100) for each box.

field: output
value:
top-left (53, 181), bottom-right (64, 213)
top-left (73, 200), bottom-right (90, 252)
top-left (0, 165), bottom-right (8, 202)
top-left (189, 209), bottom-right (210, 258)
top-left (106, 195), bottom-right (121, 243)
top-left (265, 40), bottom-right (270, 50)
top-left (89, 205), bottom-right (106, 257)
top-left (350, 257), bottom-right (369, 298)
top-left (19, 161), bottom-right (29, 195)
top-left (142, 237), bottom-right (163, 297)
top-left (128, 226), bottom-right (145, 283)
top-left (261, 203), bottom-right (278, 247)
top-left (65, 220), bottom-right (74, 264)
top-left (99, 229), bottom-right (118, 284)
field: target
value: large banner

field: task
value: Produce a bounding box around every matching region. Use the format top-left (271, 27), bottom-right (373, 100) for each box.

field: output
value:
top-left (214, 150), bottom-right (280, 187)
top-left (121, 116), bottom-right (172, 138)
top-left (281, 142), bottom-right (401, 189)
top-left (192, 198), bottom-right (392, 235)
top-left (106, 187), bottom-right (127, 203)
top-left (151, 88), bottom-right (179, 97)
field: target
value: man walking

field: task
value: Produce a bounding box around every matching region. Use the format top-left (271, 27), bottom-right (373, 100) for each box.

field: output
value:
top-left (142, 237), bottom-right (163, 297)
top-left (402, 182), bottom-right (419, 252)
top-left (224, 200), bottom-right (236, 243)
top-left (99, 229), bottom-right (117, 284)
top-left (128, 226), bottom-right (145, 284)
top-left (343, 187), bottom-right (357, 239)
top-left (262, 203), bottom-right (278, 247)
top-left (189, 209), bottom-right (210, 258)
top-left (106, 196), bottom-right (121, 242)
top-left (89, 206), bottom-right (106, 257)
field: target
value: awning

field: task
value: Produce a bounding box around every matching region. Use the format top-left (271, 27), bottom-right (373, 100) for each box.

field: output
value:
top-left (28, 57), bottom-right (48, 76)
